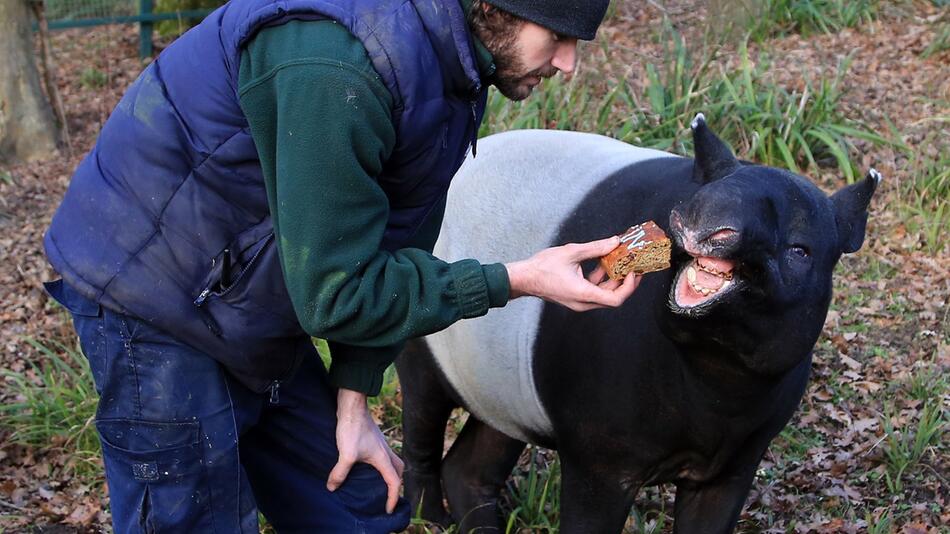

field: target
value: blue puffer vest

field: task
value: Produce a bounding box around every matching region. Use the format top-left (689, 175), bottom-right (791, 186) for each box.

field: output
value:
top-left (44, 0), bottom-right (488, 392)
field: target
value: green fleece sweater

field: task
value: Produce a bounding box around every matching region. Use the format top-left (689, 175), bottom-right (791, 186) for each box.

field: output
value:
top-left (237, 19), bottom-right (507, 395)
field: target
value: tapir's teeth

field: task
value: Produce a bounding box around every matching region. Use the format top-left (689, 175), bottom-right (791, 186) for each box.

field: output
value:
top-left (690, 281), bottom-right (717, 296)
top-left (687, 266), bottom-right (697, 283)
top-left (721, 279), bottom-right (732, 290)
top-left (696, 260), bottom-right (733, 279)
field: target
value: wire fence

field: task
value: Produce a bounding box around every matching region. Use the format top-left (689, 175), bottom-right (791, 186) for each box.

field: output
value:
top-left (44, 0), bottom-right (137, 21)
top-left (39, 0), bottom-right (220, 57)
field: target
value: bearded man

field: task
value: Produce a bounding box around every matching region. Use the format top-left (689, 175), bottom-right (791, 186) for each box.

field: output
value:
top-left (43, 0), bottom-right (638, 531)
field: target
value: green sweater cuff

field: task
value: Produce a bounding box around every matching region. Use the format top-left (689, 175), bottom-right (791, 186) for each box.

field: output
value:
top-left (326, 342), bottom-right (401, 396)
top-left (450, 259), bottom-right (493, 319)
top-left (483, 263), bottom-right (510, 308)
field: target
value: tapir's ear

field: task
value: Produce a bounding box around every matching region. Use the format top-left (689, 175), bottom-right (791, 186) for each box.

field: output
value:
top-left (691, 113), bottom-right (740, 184)
top-left (831, 168), bottom-right (881, 253)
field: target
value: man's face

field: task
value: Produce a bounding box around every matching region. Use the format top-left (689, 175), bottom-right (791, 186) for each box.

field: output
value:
top-left (473, 10), bottom-right (579, 101)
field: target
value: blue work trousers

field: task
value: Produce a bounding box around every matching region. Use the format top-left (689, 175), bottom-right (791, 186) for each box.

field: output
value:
top-left (45, 279), bottom-right (410, 533)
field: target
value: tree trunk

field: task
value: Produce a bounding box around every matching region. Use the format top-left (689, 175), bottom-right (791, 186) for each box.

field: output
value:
top-left (0, 0), bottom-right (59, 165)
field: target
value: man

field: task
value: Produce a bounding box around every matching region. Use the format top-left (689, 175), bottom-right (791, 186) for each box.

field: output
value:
top-left (43, 0), bottom-right (638, 531)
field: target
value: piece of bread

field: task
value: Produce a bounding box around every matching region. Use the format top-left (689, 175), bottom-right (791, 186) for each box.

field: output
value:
top-left (600, 221), bottom-right (672, 280)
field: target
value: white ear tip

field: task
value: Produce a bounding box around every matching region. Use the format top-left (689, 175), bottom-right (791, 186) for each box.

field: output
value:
top-left (869, 168), bottom-right (882, 184)
top-left (690, 113), bottom-right (706, 130)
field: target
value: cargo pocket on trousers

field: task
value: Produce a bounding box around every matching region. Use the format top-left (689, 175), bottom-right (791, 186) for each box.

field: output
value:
top-left (95, 419), bottom-right (212, 532)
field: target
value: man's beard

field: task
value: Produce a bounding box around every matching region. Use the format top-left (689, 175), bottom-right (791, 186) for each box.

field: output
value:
top-left (490, 41), bottom-right (558, 100)
top-left (469, 9), bottom-right (556, 101)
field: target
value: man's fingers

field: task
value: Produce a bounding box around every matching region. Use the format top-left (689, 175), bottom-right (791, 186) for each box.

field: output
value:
top-left (576, 272), bottom-right (642, 309)
top-left (597, 275), bottom-right (622, 291)
top-left (566, 236), bottom-right (620, 261)
top-left (586, 265), bottom-right (607, 285)
top-left (326, 457), bottom-right (354, 492)
top-left (615, 272), bottom-right (642, 300)
top-left (389, 449), bottom-right (405, 478)
top-left (368, 453), bottom-right (402, 514)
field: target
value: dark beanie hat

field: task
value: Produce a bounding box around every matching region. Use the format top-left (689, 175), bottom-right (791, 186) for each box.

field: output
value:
top-left (484, 0), bottom-right (610, 41)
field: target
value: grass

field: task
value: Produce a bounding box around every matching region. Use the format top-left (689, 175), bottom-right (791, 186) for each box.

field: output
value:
top-left (771, 423), bottom-right (827, 464)
top-left (747, 0), bottom-right (879, 41)
top-left (482, 24), bottom-right (891, 183)
top-left (896, 138), bottom-right (950, 255)
top-left (503, 448), bottom-right (561, 532)
top-left (79, 67), bottom-right (108, 89)
top-left (0, 338), bottom-right (101, 481)
top-left (921, 11), bottom-right (949, 58)
top-left (880, 401), bottom-right (946, 494)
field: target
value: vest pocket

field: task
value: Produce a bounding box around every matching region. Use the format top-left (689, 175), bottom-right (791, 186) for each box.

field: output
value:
top-left (190, 219), bottom-right (307, 384)
top-left (194, 220), bottom-right (299, 325)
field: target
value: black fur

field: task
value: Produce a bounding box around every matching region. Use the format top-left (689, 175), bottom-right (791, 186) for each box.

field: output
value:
top-left (398, 123), bottom-right (878, 533)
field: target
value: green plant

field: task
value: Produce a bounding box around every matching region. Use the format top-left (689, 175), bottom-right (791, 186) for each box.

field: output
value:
top-left (79, 67), bottom-right (108, 89)
top-left (615, 23), bottom-right (716, 154)
top-left (155, 0), bottom-right (224, 37)
top-left (629, 492), bottom-right (670, 534)
top-left (922, 11), bottom-right (949, 58)
top-left (623, 32), bottom-right (890, 181)
top-left (749, 0), bottom-right (879, 41)
top-left (484, 24), bottom-right (890, 182)
top-left (865, 509), bottom-right (893, 534)
top-left (0, 338), bottom-right (101, 480)
top-left (479, 65), bottom-right (618, 138)
top-left (881, 402), bottom-right (946, 494)
top-left (905, 366), bottom-right (949, 403)
top-left (771, 423), bottom-right (826, 463)
top-left (897, 139), bottom-right (950, 254)
top-left (502, 447), bottom-right (560, 532)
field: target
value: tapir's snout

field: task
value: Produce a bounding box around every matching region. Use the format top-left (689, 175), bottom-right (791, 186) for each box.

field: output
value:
top-left (669, 209), bottom-right (742, 259)
top-left (668, 208), bottom-right (745, 314)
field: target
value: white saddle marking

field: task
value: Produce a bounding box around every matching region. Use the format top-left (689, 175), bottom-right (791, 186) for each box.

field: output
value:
top-left (426, 129), bottom-right (673, 442)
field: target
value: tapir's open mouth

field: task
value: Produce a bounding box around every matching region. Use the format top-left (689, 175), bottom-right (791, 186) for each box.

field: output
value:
top-left (670, 255), bottom-right (740, 314)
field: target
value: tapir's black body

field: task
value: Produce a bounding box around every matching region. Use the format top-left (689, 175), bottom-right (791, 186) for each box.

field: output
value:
top-left (396, 118), bottom-right (878, 533)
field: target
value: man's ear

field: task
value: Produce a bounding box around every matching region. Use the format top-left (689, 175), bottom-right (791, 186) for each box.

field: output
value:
top-left (831, 169), bottom-right (881, 254)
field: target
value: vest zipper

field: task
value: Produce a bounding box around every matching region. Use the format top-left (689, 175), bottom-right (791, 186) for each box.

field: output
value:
top-left (194, 288), bottom-right (211, 306)
top-left (470, 101), bottom-right (478, 157)
top-left (268, 380), bottom-right (280, 404)
top-left (192, 288), bottom-right (221, 336)
top-left (193, 234), bottom-right (275, 308)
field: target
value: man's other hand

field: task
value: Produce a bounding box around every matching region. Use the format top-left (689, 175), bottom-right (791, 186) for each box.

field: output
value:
top-left (327, 388), bottom-right (404, 514)
top-left (505, 236), bottom-right (642, 312)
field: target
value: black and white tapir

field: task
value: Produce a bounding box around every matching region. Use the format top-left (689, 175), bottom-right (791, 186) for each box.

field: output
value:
top-left (395, 115), bottom-right (880, 533)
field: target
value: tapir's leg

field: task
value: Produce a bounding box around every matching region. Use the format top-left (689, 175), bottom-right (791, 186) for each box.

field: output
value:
top-left (671, 445), bottom-right (764, 534)
top-left (559, 456), bottom-right (638, 534)
top-left (441, 417), bottom-right (526, 532)
top-left (395, 340), bottom-right (456, 526)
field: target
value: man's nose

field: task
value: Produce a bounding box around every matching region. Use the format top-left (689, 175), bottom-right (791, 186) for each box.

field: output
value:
top-left (551, 38), bottom-right (578, 74)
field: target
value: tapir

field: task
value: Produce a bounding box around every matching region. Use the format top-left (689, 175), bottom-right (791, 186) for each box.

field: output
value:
top-left (394, 115), bottom-right (879, 533)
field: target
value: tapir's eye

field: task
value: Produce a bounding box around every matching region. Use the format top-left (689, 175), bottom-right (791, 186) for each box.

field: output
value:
top-left (788, 245), bottom-right (810, 258)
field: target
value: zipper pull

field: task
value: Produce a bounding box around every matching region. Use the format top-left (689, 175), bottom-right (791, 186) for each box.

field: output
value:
top-left (268, 380), bottom-right (280, 405)
top-left (194, 288), bottom-right (211, 307)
